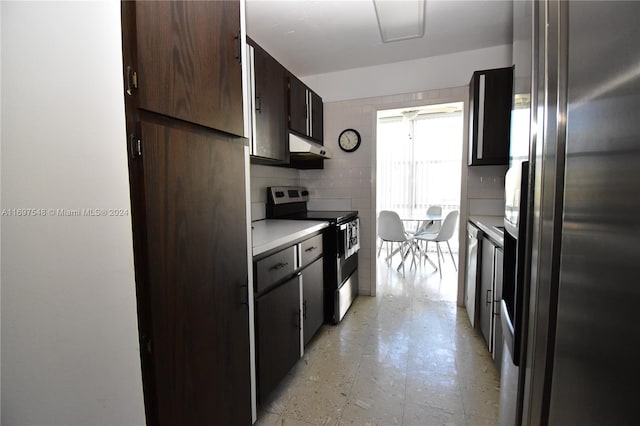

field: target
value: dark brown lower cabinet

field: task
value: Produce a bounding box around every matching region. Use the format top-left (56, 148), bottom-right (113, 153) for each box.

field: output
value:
top-left (256, 276), bottom-right (301, 402)
top-left (479, 235), bottom-right (504, 372)
top-left (136, 116), bottom-right (251, 425)
top-left (303, 258), bottom-right (324, 345)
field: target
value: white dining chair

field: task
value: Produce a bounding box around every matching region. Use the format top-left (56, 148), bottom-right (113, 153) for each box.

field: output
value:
top-left (377, 210), bottom-right (416, 276)
top-left (412, 206), bottom-right (443, 253)
top-left (415, 210), bottom-right (459, 278)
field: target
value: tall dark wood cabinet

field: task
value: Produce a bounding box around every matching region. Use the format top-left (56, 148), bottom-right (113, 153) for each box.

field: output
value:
top-left (121, 2), bottom-right (251, 425)
top-left (247, 38), bottom-right (288, 163)
top-left (468, 66), bottom-right (513, 166)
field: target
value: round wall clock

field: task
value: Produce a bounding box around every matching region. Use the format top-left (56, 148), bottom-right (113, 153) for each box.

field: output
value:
top-left (338, 128), bottom-right (361, 152)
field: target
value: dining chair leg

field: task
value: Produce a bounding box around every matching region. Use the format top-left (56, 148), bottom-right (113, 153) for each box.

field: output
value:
top-left (438, 243), bottom-right (445, 263)
top-left (410, 244), bottom-right (417, 270)
top-left (446, 241), bottom-right (457, 271)
top-left (396, 243), bottom-right (407, 276)
top-left (396, 244), bottom-right (404, 270)
top-left (400, 243), bottom-right (411, 268)
top-left (424, 251), bottom-right (438, 271)
top-left (436, 243), bottom-right (442, 278)
top-left (377, 238), bottom-right (383, 257)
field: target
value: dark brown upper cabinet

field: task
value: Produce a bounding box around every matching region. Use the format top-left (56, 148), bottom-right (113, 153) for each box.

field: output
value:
top-left (288, 75), bottom-right (324, 169)
top-left (468, 66), bottom-right (513, 166)
top-left (134, 1), bottom-right (244, 137)
top-left (311, 91), bottom-right (324, 142)
top-left (247, 38), bottom-right (288, 164)
top-left (288, 75), bottom-right (323, 143)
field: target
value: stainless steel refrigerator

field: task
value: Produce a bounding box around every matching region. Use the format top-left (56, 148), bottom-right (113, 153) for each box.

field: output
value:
top-left (500, 1), bottom-right (640, 424)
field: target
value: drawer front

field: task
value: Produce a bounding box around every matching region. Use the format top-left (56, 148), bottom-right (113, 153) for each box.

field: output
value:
top-left (300, 234), bottom-right (323, 268)
top-left (256, 246), bottom-right (296, 294)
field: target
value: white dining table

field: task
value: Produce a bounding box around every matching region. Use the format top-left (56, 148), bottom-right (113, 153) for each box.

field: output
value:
top-left (401, 212), bottom-right (443, 233)
top-left (400, 213), bottom-right (443, 270)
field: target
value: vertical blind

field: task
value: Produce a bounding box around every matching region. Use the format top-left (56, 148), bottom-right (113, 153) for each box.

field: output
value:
top-left (377, 109), bottom-right (463, 250)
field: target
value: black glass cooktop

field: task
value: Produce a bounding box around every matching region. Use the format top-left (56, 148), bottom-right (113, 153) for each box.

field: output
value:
top-left (280, 210), bottom-right (358, 224)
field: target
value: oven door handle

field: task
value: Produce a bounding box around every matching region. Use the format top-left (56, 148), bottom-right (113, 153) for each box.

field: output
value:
top-left (341, 219), bottom-right (360, 260)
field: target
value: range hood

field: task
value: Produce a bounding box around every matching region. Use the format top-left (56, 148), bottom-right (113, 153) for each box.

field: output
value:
top-left (289, 133), bottom-right (332, 159)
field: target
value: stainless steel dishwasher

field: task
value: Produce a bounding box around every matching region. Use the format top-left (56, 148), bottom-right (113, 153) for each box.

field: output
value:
top-left (465, 223), bottom-right (483, 327)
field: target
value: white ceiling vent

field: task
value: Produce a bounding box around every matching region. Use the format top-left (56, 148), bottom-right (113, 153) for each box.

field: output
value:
top-left (373, 0), bottom-right (426, 43)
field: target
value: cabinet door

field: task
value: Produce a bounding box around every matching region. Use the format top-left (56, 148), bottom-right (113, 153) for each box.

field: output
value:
top-left (288, 75), bottom-right (308, 135)
top-left (493, 247), bottom-right (504, 372)
top-left (253, 43), bottom-right (288, 162)
top-left (135, 1), bottom-right (244, 136)
top-left (465, 229), bottom-right (479, 327)
top-left (310, 91), bottom-right (324, 142)
top-left (479, 238), bottom-right (496, 350)
top-left (303, 258), bottom-right (324, 345)
top-left (139, 118), bottom-right (250, 425)
top-left (256, 277), bottom-right (301, 402)
top-left (468, 67), bottom-right (513, 165)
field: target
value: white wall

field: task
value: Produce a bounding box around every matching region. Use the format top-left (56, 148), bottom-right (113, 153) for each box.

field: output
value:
top-left (1, 2), bottom-right (145, 425)
top-left (303, 44), bottom-right (512, 102)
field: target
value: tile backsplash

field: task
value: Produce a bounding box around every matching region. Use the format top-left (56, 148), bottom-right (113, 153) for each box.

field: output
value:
top-left (250, 164), bottom-right (300, 221)
top-left (251, 163), bottom-right (298, 197)
top-left (467, 165), bottom-right (507, 216)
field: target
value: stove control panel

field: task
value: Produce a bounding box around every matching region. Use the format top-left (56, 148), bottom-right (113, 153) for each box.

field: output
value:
top-left (268, 186), bottom-right (310, 205)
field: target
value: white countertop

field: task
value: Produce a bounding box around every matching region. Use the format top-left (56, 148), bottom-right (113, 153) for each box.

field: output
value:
top-left (252, 219), bottom-right (330, 257)
top-left (469, 215), bottom-right (505, 247)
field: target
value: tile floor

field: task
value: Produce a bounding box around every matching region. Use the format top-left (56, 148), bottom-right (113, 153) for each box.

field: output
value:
top-left (256, 248), bottom-right (500, 426)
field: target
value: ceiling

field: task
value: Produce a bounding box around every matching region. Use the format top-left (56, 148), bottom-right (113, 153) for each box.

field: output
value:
top-left (246, 0), bottom-right (513, 77)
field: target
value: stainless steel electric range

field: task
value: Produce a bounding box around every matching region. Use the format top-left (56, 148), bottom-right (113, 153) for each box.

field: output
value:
top-left (266, 186), bottom-right (359, 324)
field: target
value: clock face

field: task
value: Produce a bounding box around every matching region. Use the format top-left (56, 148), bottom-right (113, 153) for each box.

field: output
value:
top-left (339, 129), bottom-right (361, 152)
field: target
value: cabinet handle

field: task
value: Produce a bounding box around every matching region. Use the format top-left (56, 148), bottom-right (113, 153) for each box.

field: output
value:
top-left (125, 65), bottom-right (138, 96)
top-left (234, 30), bottom-right (242, 64)
top-left (303, 300), bottom-right (307, 320)
top-left (304, 246), bottom-right (317, 253)
top-left (239, 284), bottom-right (248, 307)
top-left (269, 262), bottom-right (288, 271)
top-left (255, 96), bottom-right (262, 113)
top-left (486, 289), bottom-right (492, 304)
top-left (477, 73), bottom-right (486, 159)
